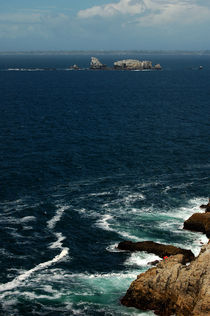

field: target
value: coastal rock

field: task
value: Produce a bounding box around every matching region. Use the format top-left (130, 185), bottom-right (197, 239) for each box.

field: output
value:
top-left (121, 243), bottom-right (210, 315)
top-left (118, 241), bottom-right (194, 262)
top-left (90, 57), bottom-right (106, 69)
top-left (184, 212), bottom-right (210, 238)
top-left (114, 59), bottom-right (152, 70)
top-left (200, 198), bottom-right (210, 212)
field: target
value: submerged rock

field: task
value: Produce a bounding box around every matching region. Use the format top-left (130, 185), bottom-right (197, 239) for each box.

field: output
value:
top-left (184, 212), bottom-right (210, 238)
top-left (118, 241), bottom-right (194, 262)
top-left (121, 243), bottom-right (210, 315)
top-left (90, 57), bottom-right (106, 69)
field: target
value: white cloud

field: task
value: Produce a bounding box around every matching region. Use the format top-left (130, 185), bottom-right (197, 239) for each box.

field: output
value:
top-left (137, 1), bottom-right (210, 26)
top-left (78, 0), bottom-right (210, 26)
top-left (78, 0), bottom-right (146, 18)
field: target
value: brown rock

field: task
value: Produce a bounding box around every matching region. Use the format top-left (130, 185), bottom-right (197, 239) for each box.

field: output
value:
top-left (121, 243), bottom-right (210, 316)
top-left (200, 198), bottom-right (210, 212)
top-left (184, 212), bottom-right (210, 238)
top-left (118, 241), bottom-right (194, 262)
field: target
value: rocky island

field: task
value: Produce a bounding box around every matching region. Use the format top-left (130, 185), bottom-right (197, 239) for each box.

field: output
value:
top-left (69, 57), bottom-right (162, 71)
top-left (119, 199), bottom-right (210, 315)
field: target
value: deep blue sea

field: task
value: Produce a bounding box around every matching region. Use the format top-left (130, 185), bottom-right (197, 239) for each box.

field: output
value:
top-left (0, 54), bottom-right (209, 315)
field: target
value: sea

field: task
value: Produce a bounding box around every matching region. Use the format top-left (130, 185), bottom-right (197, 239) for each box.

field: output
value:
top-left (0, 53), bottom-right (209, 315)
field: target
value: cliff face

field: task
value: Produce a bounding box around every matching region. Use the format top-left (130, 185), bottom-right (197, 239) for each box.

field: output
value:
top-left (121, 243), bottom-right (210, 316)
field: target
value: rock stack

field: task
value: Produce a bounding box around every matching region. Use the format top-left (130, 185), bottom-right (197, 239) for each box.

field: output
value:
top-left (90, 57), bottom-right (107, 70)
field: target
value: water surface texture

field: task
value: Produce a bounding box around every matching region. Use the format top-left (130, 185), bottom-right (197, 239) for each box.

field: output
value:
top-left (0, 54), bottom-right (209, 315)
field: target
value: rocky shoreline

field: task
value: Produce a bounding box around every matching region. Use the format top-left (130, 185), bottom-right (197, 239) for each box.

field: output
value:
top-left (119, 199), bottom-right (210, 315)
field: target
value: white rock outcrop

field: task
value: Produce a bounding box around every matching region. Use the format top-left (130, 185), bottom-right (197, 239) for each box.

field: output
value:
top-left (114, 59), bottom-right (152, 70)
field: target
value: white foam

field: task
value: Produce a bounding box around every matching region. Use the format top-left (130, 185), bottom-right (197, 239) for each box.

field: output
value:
top-left (0, 248), bottom-right (69, 294)
top-left (95, 214), bottom-right (114, 231)
top-left (0, 205), bottom-right (70, 295)
top-left (47, 206), bottom-right (68, 230)
top-left (89, 192), bottom-right (111, 197)
top-left (124, 252), bottom-right (161, 267)
top-left (49, 232), bottom-right (66, 250)
top-left (20, 216), bottom-right (36, 223)
top-left (122, 193), bottom-right (145, 204)
top-left (159, 197), bottom-right (207, 221)
top-left (118, 231), bottom-right (139, 241)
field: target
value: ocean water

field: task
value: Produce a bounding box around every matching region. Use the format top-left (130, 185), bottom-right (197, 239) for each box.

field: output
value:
top-left (0, 53), bottom-right (209, 315)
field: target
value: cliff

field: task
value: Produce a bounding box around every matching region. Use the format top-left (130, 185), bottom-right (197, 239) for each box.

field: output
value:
top-left (121, 243), bottom-right (210, 315)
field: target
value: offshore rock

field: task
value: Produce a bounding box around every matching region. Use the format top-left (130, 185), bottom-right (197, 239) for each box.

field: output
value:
top-left (114, 59), bottom-right (152, 70)
top-left (90, 57), bottom-right (106, 69)
top-left (184, 212), bottom-right (210, 238)
top-left (121, 243), bottom-right (210, 315)
top-left (154, 63), bottom-right (162, 70)
top-left (118, 241), bottom-right (194, 262)
top-left (69, 64), bottom-right (79, 70)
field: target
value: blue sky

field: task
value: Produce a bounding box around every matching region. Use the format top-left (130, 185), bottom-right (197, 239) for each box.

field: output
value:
top-left (0, 0), bottom-right (210, 51)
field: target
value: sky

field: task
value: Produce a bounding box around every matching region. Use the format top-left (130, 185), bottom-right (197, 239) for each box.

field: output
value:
top-left (0, 0), bottom-right (210, 51)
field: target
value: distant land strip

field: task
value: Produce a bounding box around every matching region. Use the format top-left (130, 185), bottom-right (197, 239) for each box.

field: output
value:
top-left (0, 50), bottom-right (210, 55)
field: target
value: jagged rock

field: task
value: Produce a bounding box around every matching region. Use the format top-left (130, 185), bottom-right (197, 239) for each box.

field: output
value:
top-left (121, 243), bottom-right (210, 316)
top-left (90, 57), bottom-right (106, 69)
top-left (154, 63), bottom-right (162, 70)
top-left (148, 259), bottom-right (160, 266)
top-left (114, 59), bottom-right (152, 70)
top-left (200, 198), bottom-right (210, 212)
top-left (70, 64), bottom-right (79, 70)
top-left (117, 241), bottom-right (194, 262)
top-left (184, 212), bottom-right (210, 237)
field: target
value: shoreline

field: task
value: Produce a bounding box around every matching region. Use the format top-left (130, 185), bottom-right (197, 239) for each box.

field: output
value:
top-left (120, 199), bottom-right (210, 315)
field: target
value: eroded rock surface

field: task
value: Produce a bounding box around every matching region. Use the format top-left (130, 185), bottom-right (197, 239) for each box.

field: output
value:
top-left (121, 243), bottom-right (210, 316)
top-left (118, 241), bottom-right (194, 262)
top-left (114, 59), bottom-right (152, 70)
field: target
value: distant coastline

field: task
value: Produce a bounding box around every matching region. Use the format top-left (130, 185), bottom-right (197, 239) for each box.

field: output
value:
top-left (0, 50), bottom-right (210, 55)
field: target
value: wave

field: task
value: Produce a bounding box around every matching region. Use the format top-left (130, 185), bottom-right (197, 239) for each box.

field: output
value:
top-left (0, 248), bottom-right (68, 294)
top-left (0, 205), bottom-right (70, 295)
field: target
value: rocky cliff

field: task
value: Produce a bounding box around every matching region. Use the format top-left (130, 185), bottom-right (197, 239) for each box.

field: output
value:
top-left (121, 243), bottom-right (210, 315)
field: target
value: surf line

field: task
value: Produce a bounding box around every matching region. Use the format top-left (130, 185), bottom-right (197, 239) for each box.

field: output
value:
top-left (0, 206), bottom-right (69, 294)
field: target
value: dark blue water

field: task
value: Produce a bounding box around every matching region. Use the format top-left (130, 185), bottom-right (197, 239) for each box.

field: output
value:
top-left (0, 54), bottom-right (209, 315)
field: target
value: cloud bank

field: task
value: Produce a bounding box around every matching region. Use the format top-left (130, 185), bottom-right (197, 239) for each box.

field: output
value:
top-left (78, 0), bottom-right (210, 26)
